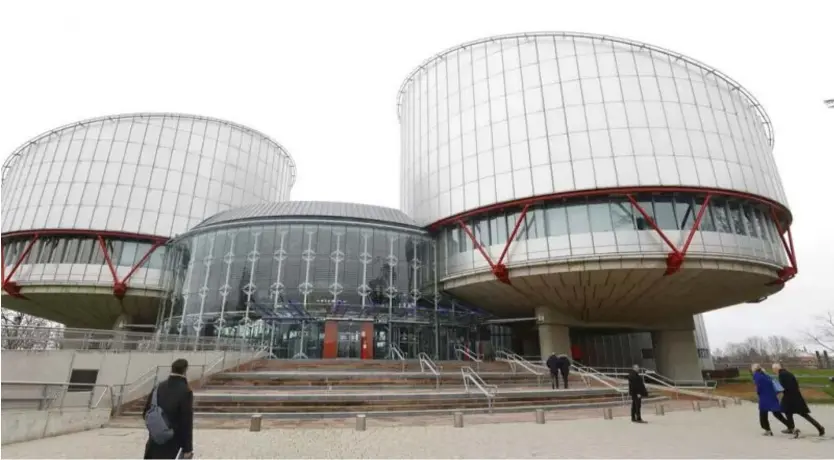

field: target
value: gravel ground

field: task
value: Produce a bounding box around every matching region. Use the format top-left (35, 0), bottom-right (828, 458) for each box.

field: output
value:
top-left (3, 404), bottom-right (832, 459)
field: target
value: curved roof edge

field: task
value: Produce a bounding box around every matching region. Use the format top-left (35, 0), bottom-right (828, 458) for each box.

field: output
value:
top-left (1, 112), bottom-right (297, 186)
top-left (395, 31), bottom-right (773, 147)
top-left (188, 200), bottom-right (424, 233)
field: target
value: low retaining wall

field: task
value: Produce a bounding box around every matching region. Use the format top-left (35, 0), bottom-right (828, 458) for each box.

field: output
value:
top-left (1, 408), bottom-right (111, 445)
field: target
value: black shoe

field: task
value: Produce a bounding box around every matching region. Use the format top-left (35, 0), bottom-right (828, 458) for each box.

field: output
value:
top-left (793, 429), bottom-right (801, 439)
top-left (819, 428), bottom-right (825, 437)
top-left (781, 429), bottom-right (793, 434)
top-left (763, 431), bottom-right (773, 436)
top-left (636, 419), bottom-right (648, 424)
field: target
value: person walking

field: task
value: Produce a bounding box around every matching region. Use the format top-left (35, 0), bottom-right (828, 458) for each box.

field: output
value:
top-left (627, 364), bottom-right (648, 423)
top-left (773, 363), bottom-right (826, 438)
top-left (557, 354), bottom-right (571, 389)
top-left (546, 352), bottom-right (560, 389)
top-left (143, 359), bottom-right (195, 459)
top-left (751, 363), bottom-right (790, 436)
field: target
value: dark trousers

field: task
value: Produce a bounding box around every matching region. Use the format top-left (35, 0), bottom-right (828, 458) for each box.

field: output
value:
top-left (630, 395), bottom-right (643, 421)
top-left (559, 368), bottom-right (569, 389)
top-left (759, 410), bottom-right (789, 431)
top-left (551, 370), bottom-right (569, 389)
top-left (785, 412), bottom-right (825, 434)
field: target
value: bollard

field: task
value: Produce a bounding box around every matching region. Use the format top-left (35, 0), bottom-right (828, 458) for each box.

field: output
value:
top-left (355, 414), bottom-right (367, 431)
top-left (655, 404), bottom-right (665, 416)
top-left (535, 409), bottom-right (545, 424)
top-left (692, 400), bottom-right (701, 412)
top-left (249, 414), bottom-right (262, 432)
top-left (603, 407), bottom-right (613, 420)
top-left (453, 412), bottom-right (464, 428)
top-left (718, 399), bottom-right (727, 408)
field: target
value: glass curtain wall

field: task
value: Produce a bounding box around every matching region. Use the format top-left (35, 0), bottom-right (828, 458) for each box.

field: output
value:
top-left (158, 220), bottom-right (494, 358)
top-left (438, 192), bottom-right (788, 277)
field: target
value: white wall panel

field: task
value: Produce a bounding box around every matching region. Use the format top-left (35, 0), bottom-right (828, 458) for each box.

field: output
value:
top-left (398, 33), bottom-right (784, 227)
top-left (2, 113), bottom-right (296, 237)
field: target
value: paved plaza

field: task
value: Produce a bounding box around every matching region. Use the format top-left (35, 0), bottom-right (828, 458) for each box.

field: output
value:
top-left (3, 404), bottom-right (832, 459)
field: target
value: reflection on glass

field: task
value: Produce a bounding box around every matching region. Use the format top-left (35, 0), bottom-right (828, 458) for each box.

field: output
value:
top-left (675, 195), bottom-right (694, 229)
top-left (546, 205), bottom-right (568, 236)
top-left (566, 203), bottom-right (590, 233)
top-left (610, 200), bottom-right (636, 230)
top-left (653, 196), bottom-right (677, 230)
top-left (588, 202), bottom-right (613, 232)
top-left (743, 205), bottom-right (758, 238)
top-left (728, 202), bottom-right (746, 236)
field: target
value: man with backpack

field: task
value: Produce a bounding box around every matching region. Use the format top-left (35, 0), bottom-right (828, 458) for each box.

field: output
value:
top-left (143, 359), bottom-right (195, 459)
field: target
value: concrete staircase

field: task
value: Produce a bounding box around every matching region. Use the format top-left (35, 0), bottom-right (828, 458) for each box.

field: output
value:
top-left (121, 359), bottom-right (628, 419)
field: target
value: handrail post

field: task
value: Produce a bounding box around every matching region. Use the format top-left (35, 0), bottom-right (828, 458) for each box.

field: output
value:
top-left (88, 385), bottom-right (96, 408)
top-left (38, 384), bottom-right (48, 410)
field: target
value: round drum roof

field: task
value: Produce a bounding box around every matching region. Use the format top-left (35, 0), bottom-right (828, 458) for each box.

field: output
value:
top-left (192, 201), bottom-right (421, 231)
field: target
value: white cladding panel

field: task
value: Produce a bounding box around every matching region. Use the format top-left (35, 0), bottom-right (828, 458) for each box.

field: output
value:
top-left (2, 113), bottom-right (295, 237)
top-left (398, 34), bottom-right (785, 226)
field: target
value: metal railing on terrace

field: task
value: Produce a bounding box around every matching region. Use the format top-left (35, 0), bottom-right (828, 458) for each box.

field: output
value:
top-left (1, 325), bottom-right (263, 353)
top-left (1, 381), bottom-right (117, 412)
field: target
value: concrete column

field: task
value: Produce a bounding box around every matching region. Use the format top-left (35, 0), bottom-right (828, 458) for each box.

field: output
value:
top-left (652, 329), bottom-right (703, 382)
top-left (535, 307), bottom-right (571, 358)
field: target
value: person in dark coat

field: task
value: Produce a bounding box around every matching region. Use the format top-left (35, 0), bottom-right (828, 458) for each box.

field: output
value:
top-left (546, 352), bottom-right (560, 389)
top-left (556, 354), bottom-right (571, 389)
top-left (143, 359), bottom-right (195, 459)
top-left (751, 363), bottom-right (789, 436)
top-left (627, 364), bottom-right (648, 423)
top-left (773, 363), bottom-right (826, 437)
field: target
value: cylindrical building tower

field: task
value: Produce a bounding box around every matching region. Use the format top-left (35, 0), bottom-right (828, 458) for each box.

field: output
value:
top-left (1, 113), bottom-right (295, 328)
top-left (398, 33), bottom-right (795, 379)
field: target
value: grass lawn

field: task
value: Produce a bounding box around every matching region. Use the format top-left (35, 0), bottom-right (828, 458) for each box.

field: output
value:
top-left (715, 368), bottom-right (834, 404)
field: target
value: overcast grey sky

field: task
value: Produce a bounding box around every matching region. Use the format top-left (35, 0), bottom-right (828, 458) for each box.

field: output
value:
top-left (1, 0), bottom-right (831, 349)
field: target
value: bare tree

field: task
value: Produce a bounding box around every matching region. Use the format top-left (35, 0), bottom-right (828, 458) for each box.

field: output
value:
top-left (766, 335), bottom-right (799, 358)
top-left (1, 309), bottom-right (62, 350)
top-left (805, 310), bottom-right (834, 352)
top-left (715, 334), bottom-right (798, 362)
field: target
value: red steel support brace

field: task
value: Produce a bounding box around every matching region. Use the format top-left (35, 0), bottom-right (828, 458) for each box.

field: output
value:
top-left (97, 236), bottom-right (165, 298)
top-left (626, 194), bottom-right (712, 275)
top-left (1, 234), bottom-right (40, 297)
top-left (768, 207), bottom-right (798, 285)
top-left (457, 204), bottom-right (530, 284)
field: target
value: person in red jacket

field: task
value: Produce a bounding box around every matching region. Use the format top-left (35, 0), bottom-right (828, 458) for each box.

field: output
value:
top-left (570, 344), bottom-right (582, 364)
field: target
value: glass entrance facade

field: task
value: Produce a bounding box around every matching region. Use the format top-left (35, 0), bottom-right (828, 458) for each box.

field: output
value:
top-left (157, 201), bottom-right (501, 359)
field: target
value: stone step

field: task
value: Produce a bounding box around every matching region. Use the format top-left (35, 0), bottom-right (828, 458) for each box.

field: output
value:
top-left (117, 394), bottom-right (662, 421)
top-left (235, 359), bottom-right (515, 373)
top-left (187, 396), bottom-right (623, 413)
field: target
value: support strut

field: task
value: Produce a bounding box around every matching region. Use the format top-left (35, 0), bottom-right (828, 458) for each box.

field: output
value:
top-left (626, 194), bottom-right (712, 275)
top-left (1, 234), bottom-right (39, 297)
top-left (768, 207), bottom-right (798, 285)
top-left (457, 205), bottom-right (530, 284)
top-left (98, 236), bottom-right (165, 299)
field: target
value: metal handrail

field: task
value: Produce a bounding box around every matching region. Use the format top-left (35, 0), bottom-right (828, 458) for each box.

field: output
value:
top-left (454, 345), bottom-right (483, 372)
top-left (460, 366), bottom-right (498, 412)
top-left (389, 345), bottom-right (405, 361)
top-left (1, 325), bottom-right (262, 353)
top-left (568, 363), bottom-right (628, 395)
top-left (418, 352), bottom-right (440, 389)
top-left (2, 381), bottom-right (115, 410)
top-left (199, 356), bottom-right (226, 386)
top-left (496, 350), bottom-right (545, 387)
